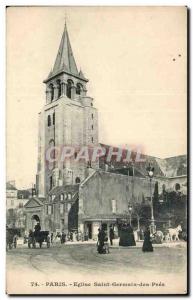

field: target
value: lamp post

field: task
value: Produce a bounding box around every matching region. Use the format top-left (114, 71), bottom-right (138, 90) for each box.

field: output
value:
top-left (128, 204), bottom-right (133, 226)
top-left (131, 159), bottom-right (135, 201)
top-left (146, 163), bottom-right (156, 234)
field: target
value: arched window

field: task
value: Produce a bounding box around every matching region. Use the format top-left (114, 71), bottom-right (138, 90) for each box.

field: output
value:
top-left (75, 177), bottom-right (81, 184)
top-left (49, 139), bottom-right (55, 146)
top-left (49, 139), bottom-right (55, 159)
top-left (67, 79), bottom-right (73, 99)
top-left (76, 83), bottom-right (82, 95)
top-left (175, 183), bottom-right (181, 191)
top-left (47, 115), bottom-right (51, 127)
top-left (60, 194), bottom-right (64, 201)
top-left (49, 84), bottom-right (54, 101)
top-left (56, 80), bottom-right (62, 98)
top-left (67, 203), bottom-right (72, 212)
top-left (49, 176), bottom-right (53, 190)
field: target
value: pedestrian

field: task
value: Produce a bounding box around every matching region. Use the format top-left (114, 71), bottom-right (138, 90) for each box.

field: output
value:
top-left (97, 228), bottom-right (106, 254)
top-left (13, 234), bottom-right (18, 248)
top-left (70, 231), bottom-right (73, 242)
top-left (28, 229), bottom-right (34, 248)
top-left (51, 232), bottom-right (53, 244)
top-left (61, 232), bottom-right (66, 244)
top-left (109, 226), bottom-right (114, 246)
top-left (23, 232), bottom-right (27, 244)
top-left (34, 222), bottom-right (41, 233)
top-left (54, 232), bottom-right (61, 245)
top-left (119, 223), bottom-right (136, 246)
top-left (84, 229), bottom-right (89, 241)
top-left (142, 226), bottom-right (154, 252)
top-left (104, 230), bottom-right (110, 254)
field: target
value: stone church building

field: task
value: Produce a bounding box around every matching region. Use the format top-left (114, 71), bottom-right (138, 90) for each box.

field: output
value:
top-left (24, 23), bottom-right (187, 239)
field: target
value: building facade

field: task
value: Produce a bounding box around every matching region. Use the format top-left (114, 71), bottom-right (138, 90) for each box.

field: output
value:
top-left (25, 23), bottom-right (99, 231)
top-left (36, 23), bottom-right (98, 198)
top-left (6, 182), bottom-right (30, 229)
top-left (24, 23), bottom-right (187, 237)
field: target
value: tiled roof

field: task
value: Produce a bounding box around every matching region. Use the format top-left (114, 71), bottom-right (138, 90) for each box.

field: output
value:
top-left (99, 143), bottom-right (187, 178)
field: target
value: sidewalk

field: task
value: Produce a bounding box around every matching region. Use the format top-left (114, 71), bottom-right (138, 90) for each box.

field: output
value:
top-left (15, 238), bottom-right (186, 249)
top-left (110, 241), bottom-right (187, 249)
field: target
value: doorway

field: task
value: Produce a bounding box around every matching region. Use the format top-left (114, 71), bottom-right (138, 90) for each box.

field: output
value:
top-left (86, 223), bottom-right (92, 239)
top-left (31, 214), bottom-right (40, 231)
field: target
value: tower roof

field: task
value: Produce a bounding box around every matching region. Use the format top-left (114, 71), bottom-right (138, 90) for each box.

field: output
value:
top-left (53, 23), bottom-right (79, 76)
top-left (44, 23), bottom-right (88, 83)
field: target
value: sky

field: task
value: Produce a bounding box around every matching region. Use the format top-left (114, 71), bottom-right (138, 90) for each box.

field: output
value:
top-left (6, 6), bottom-right (187, 189)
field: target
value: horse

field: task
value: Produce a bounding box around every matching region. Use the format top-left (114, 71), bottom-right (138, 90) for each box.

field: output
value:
top-left (167, 225), bottom-right (182, 241)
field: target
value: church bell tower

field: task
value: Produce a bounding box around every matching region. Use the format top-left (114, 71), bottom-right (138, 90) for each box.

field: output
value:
top-left (36, 23), bottom-right (98, 197)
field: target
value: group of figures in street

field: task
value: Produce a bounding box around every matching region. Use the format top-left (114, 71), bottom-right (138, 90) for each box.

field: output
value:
top-left (97, 224), bottom-right (153, 254)
top-left (25, 226), bottom-right (84, 248)
top-left (7, 219), bottom-right (184, 251)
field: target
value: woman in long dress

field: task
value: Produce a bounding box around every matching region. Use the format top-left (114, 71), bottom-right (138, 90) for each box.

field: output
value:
top-left (142, 227), bottom-right (153, 252)
top-left (97, 228), bottom-right (105, 254)
top-left (119, 223), bottom-right (136, 246)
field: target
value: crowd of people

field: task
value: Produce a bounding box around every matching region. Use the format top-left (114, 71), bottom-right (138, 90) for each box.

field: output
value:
top-left (97, 224), bottom-right (153, 254)
top-left (23, 221), bottom-right (154, 253)
top-left (50, 230), bottom-right (86, 244)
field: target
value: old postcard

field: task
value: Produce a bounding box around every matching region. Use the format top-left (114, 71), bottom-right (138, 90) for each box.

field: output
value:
top-left (6, 6), bottom-right (187, 295)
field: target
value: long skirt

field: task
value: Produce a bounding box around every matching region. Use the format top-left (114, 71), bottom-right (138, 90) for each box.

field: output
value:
top-left (97, 241), bottom-right (105, 254)
top-left (119, 231), bottom-right (136, 246)
top-left (142, 239), bottom-right (153, 252)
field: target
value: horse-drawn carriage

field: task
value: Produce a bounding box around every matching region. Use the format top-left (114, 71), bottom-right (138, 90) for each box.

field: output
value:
top-left (6, 227), bottom-right (20, 250)
top-left (28, 230), bottom-right (50, 248)
top-left (151, 224), bottom-right (185, 243)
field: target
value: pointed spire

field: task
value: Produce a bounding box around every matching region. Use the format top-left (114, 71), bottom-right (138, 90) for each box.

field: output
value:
top-left (52, 23), bottom-right (79, 76)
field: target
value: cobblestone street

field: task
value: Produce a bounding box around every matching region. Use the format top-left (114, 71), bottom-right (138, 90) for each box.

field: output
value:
top-left (6, 241), bottom-right (187, 294)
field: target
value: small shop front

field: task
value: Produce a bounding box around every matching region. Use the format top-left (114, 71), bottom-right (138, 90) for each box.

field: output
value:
top-left (81, 218), bottom-right (119, 240)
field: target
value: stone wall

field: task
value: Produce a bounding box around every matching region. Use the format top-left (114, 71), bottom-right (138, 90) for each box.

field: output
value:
top-left (78, 171), bottom-right (154, 224)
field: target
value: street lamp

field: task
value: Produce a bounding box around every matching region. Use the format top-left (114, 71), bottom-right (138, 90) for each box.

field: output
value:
top-left (128, 204), bottom-right (133, 226)
top-left (146, 163), bottom-right (156, 234)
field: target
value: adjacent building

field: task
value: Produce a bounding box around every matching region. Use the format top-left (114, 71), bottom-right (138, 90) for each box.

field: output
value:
top-left (6, 182), bottom-right (32, 229)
